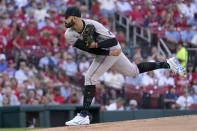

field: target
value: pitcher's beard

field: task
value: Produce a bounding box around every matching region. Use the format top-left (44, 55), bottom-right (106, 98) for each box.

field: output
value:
top-left (65, 20), bottom-right (75, 28)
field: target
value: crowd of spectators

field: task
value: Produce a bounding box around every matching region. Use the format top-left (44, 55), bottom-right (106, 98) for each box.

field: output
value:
top-left (0, 0), bottom-right (197, 111)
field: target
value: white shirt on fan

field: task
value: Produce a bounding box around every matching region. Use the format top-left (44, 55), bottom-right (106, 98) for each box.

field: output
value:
top-left (104, 72), bottom-right (125, 90)
top-left (176, 96), bottom-right (194, 110)
top-left (158, 76), bottom-right (175, 87)
top-left (106, 103), bottom-right (124, 111)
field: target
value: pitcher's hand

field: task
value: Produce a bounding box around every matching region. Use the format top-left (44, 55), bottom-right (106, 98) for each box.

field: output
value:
top-left (109, 49), bottom-right (121, 56)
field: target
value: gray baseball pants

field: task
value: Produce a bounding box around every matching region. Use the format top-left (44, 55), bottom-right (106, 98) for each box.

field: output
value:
top-left (85, 52), bottom-right (139, 85)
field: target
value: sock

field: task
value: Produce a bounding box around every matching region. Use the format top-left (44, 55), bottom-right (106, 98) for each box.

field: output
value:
top-left (80, 85), bottom-right (96, 117)
top-left (137, 62), bottom-right (170, 73)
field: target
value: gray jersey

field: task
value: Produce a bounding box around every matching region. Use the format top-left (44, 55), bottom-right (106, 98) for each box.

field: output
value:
top-left (64, 18), bottom-right (120, 50)
top-left (64, 18), bottom-right (139, 86)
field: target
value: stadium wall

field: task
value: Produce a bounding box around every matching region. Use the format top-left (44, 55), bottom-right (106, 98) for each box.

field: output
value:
top-left (0, 105), bottom-right (197, 128)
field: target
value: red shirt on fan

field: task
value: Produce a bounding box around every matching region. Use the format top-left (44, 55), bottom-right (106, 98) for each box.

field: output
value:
top-left (0, 37), bottom-right (6, 53)
top-left (143, 8), bottom-right (151, 17)
top-left (155, 6), bottom-right (165, 17)
top-left (0, 27), bottom-right (11, 37)
top-left (24, 36), bottom-right (37, 47)
top-left (14, 36), bottom-right (25, 48)
top-left (54, 94), bottom-right (65, 104)
top-left (148, 19), bottom-right (159, 28)
top-left (130, 10), bottom-right (143, 21)
top-left (27, 28), bottom-right (37, 36)
top-left (40, 26), bottom-right (56, 36)
top-left (39, 36), bottom-right (51, 46)
top-left (66, 0), bottom-right (76, 6)
top-left (51, 15), bottom-right (62, 26)
top-left (67, 98), bottom-right (80, 104)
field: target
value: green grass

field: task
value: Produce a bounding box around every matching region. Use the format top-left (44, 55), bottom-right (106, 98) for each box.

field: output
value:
top-left (0, 128), bottom-right (41, 131)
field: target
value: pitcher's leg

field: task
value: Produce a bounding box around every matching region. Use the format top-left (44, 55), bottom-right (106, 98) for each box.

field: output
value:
top-left (111, 53), bottom-right (140, 76)
top-left (111, 52), bottom-right (170, 76)
top-left (81, 55), bottom-right (119, 116)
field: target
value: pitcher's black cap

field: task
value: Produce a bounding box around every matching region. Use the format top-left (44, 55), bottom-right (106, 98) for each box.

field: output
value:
top-left (64, 6), bottom-right (81, 18)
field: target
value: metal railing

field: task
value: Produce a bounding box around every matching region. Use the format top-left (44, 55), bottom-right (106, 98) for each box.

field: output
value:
top-left (157, 38), bottom-right (172, 57)
top-left (113, 12), bottom-right (151, 47)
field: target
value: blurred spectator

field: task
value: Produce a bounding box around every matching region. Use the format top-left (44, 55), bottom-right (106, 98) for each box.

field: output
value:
top-left (158, 70), bottom-right (175, 87)
top-left (2, 96), bottom-right (9, 106)
top-left (98, 0), bottom-right (116, 18)
top-left (176, 89), bottom-right (194, 110)
top-left (61, 55), bottom-right (77, 79)
top-left (0, 54), bottom-right (7, 72)
top-left (19, 94), bottom-right (27, 104)
top-left (133, 47), bottom-right (143, 62)
top-left (191, 32), bottom-right (197, 46)
top-left (155, 2), bottom-right (165, 18)
top-left (177, 0), bottom-right (196, 18)
top-left (5, 60), bottom-right (16, 78)
top-left (181, 24), bottom-right (195, 45)
top-left (91, 0), bottom-right (101, 16)
top-left (116, 0), bottom-right (131, 15)
top-left (176, 43), bottom-right (188, 70)
top-left (39, 50), bottom-right (54, 69)
top-left (15, 61), bottom-right (33, 84)
top-left (126, 99), bottom-right (138, 111)
top-left (105, 98), bottom-right (125, 111)
top-left (165, 25), bottom-right (180, 51)
top-left (191, 67), bottom-right (197, 93)
top-left (104, 69), bottom-right (125, 99)
top-left (60, 81), bottom-right (72, 101)
top-left (38, 17), bottom-right (55, 30)
top-left (182, 0), bottom-right (197, 18)
top-left (144, 11), bottom-right (159, 28)
top-left (175, 74), bottom-right (190, 88)
top-left (164, 88), bottom-right (178, 109)
top-left (125, 51), bottom-right (143, 86)
top-left (116, 30), bottom-right (126, 42)
top-left (189, 88), bottom-right (197, 104)
top-left (27, 89), bottom-right (36, 104)
top-left (34, 2), bottom-right (48, 22)
top-left (53, 86), bottom-right (65, 104)
top-left (3, 87), bottom-right (19, 106)
top-left (129, 4), bottom-right (143, 22)
top-left (165, 25), bottom-right (180, 43)
top-left (187, 64), bottom-right (196, 85)
top-left (95, 81), bottom-right (109, 105)
top-left (142, 71), bottom-right (157, 87)
top-left (188, 13), bottom-right (197, 28)
top-left (15, 0), bottom-right (28, 9)
top-left (149, 47), bottom-right (163, 62)
top-left (79, 55), bottom-right (90, 75)
top-left (67, 93), bottom-right (80, 104)
top-left (15, 83), bottom-right (25, 99)
top-left (0, 87), bottom-right (3, 106)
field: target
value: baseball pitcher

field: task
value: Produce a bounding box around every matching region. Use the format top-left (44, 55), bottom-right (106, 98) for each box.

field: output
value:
top-left (64, 6), bottom-right (185, 126)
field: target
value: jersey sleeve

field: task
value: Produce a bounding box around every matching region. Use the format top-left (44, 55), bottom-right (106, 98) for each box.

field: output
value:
top-left (64, 29), bottom-right (78, 46)
top-left (93, 21), bottom-right (115, 38)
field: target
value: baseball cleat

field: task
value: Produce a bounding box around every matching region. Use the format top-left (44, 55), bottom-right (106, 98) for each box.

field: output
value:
top-left (65, 113), bottom-right (90, 126)
top-left (167, 57), bottom-right (186, 78)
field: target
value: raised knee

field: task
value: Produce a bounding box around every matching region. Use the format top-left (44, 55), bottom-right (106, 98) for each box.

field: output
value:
top-left (85, 74), bottom-right (97, 85)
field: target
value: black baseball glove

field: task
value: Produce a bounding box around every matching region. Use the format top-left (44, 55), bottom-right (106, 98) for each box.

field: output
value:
top-left (82, 24), bottom-right (96, 47)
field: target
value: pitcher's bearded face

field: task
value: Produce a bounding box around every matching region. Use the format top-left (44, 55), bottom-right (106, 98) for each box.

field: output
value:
top-left (65, 16), bottom-right (75, 28)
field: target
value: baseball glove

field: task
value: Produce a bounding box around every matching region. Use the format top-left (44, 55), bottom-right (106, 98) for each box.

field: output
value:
top-left (82, 24), bottom-right (96, 47)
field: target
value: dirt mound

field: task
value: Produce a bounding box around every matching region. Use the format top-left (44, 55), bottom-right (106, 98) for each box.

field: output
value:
top-left (34, 115), bottom-right (197, 131)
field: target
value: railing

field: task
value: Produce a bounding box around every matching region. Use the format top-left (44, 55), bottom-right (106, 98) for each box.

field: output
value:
top-left (113, 12), bottom-right (151, 47)
top-left (157, 38), bottom-right (172, 57)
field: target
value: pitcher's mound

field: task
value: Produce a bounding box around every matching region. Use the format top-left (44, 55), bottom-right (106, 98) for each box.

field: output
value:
top-left (35, 115), bottom-right (197, 131)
